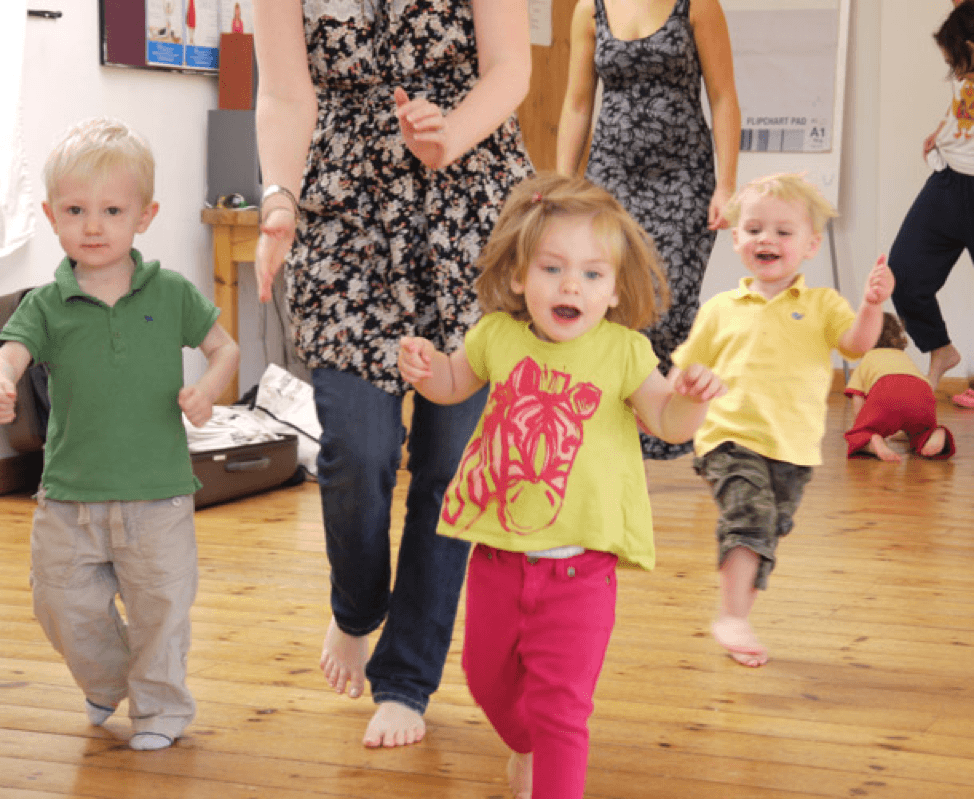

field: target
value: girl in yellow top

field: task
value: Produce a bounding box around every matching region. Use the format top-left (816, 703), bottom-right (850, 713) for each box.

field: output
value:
top-left (398, 173), bottom-right (724, 799)
top-left (845, 312), bottom-right (955, 462)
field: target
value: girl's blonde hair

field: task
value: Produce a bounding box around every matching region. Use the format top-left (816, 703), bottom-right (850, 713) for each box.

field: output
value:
top-left (43, 118), bottom-right (155, 207)
top-left (724, 173), bottom-right (838, 235)
top-left (875, 312), bottom-right (909, 351)
top-left (475, 173), bottom-right (670, 330)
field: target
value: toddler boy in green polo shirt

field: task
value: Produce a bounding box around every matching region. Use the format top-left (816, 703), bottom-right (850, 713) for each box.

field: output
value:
top-left (0, 118), bottom-right (239, 750)
top-left (673, 173), bottom-right (894, 669)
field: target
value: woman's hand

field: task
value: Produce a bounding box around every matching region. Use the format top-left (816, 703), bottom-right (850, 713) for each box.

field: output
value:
top-left (395, 87), bottom-right (451, 169)
top-left (707, 184), bottom-right (734, 230)
top-left (255, 207), bottom-right (297, 303)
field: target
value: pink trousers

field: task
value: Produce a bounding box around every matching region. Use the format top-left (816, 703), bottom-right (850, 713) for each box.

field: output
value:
top-left (462, 544), bottom-right (617, 799)
top-left (845, 374), bottom-right (955, 459)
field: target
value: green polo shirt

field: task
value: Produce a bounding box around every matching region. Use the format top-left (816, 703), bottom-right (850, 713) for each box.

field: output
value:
top-left (1, 250), bottom-right (220, 501)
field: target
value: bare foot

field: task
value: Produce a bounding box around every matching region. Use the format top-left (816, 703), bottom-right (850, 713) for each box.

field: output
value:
top-left (867, 433), bottom-right (903, 463)
top-left (320, 617), bottom-right (368, 698)
top-left (711, 617), bottom-right (768, 667)
top-left (928, 343), bottom-right (961, 389)
top-left (507, 751), bottom-right (532, 799)
top-left (362, 701), bottom-right (426, 748)
top-left (920, 427), bottom-right (947, 458)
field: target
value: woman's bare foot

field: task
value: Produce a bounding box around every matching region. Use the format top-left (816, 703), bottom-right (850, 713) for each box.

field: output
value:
top-left (920, 427), bottom-right (947, 457)
top-left (928, 343), bottom-right (961, 389)
top-left (712, 617), bottom-right (768, 667)
top-left (320, 618), bottom-right (368, 698)
top-left (507, 751), bottom-right (532, 799)
top-left (867, 433), bottom-right (903, 463)
top-left (362, 701), bottom-right (426, 748)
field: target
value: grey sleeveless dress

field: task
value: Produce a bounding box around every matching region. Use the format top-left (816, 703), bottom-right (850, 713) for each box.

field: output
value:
top-left (585, 0), bottom-right (718, 460)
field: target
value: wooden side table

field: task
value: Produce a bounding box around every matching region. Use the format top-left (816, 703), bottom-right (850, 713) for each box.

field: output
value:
top-left (200, 207), bottom-right (260, 405)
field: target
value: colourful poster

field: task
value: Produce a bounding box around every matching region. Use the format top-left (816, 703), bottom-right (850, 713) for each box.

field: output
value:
top-left (219, 0), bottom-right (254, 35)
top-left (183, 0), bottom-right (220, 70)
top-left (146, 0), bottom-right (184, 67)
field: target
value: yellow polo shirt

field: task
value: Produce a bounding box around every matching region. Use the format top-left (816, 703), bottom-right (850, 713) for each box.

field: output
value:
top-left (673, 276), bottom-right (859, 466)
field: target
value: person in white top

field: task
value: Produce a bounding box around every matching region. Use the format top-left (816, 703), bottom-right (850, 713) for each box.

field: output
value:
top-left (888, 0), bottom-right (974, 393)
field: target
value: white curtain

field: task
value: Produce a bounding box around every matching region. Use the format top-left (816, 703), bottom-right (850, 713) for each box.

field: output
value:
top-left (0, 0), bottom-right (35, 258)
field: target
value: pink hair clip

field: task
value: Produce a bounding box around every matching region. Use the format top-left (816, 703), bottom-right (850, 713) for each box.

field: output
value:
top-left (531, 191), bottom-right (543, 204)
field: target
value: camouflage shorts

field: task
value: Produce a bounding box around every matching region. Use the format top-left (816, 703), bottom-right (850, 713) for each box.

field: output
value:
top-left (693, 442), bottom-right (813, 590)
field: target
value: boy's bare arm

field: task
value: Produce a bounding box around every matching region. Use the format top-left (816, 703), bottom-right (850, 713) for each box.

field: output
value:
top-left (398, 338), bottom-right (486, 405)
top-left (179, 323), bottom-right (241, 427)
top-left (840, 255), bottom-right (895, 357)
top-left (0, 342), bottom-right (33, 424)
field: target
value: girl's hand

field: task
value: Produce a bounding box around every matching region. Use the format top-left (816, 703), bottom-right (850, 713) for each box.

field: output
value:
top-left (255, 207), bottom-right (297, 303)
top-left (394, 87), bottom-right (451, 169)
top-left (863, 254), bottom-right (895, 306)
top-left (672, 364), bottom-right (727, 403)
top-left (707, 184), bottom-right (734, 230)
top-left (398, 337), bottom-right (435, 384)
top-left (179, 385), bottom-right (214, 428)
top-left (923, 131), bottom-right (938, 158)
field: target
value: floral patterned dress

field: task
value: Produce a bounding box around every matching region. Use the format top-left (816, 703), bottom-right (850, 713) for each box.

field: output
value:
top-left (585, 0), bottom-right (717, 460)
top-left (288, 0), bottom-right (532, 396)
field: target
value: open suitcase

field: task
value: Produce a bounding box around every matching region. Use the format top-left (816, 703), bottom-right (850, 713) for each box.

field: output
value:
top-left (0, 288), bottom-right (49, 496)
top-left (191, 433), bottom-right (301, 509)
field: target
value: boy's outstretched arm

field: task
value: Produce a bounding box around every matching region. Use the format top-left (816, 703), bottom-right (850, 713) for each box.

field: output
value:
top-left (0, 342), bottom-right (32, 425)
top-left (628, 363), bottom-right (726, 444)
top-left (398, 337), bottom-right (486, 405)
top-left (179, 323), bottom-right (241, 427)
top-left (840, 255), bottom-right (895, 357)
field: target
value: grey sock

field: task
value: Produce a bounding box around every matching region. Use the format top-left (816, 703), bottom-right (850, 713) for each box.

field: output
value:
top-left (85, 699), bottom-right (115, 726)
top-left (129, 732), bottom-right (174, 751)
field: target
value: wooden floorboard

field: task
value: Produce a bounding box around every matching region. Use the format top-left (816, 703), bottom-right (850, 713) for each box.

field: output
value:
top-left (1, 389), bottom-right (973, 798)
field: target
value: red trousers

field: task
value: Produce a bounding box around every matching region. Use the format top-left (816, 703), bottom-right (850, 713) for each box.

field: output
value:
top-left (845, 374), bottom-right (955, 459)
top-left (462, 545), bottom-right (617, 799)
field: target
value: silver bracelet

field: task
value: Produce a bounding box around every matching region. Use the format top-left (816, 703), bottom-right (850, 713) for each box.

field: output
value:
top-left (260, 184), bottom-right (299, 222)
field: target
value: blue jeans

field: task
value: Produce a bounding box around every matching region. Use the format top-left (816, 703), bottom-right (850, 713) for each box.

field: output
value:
top-left (311, 368), bottom-right (487, 713)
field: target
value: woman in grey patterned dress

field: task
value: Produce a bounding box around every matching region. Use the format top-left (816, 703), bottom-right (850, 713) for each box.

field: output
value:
top-left (557, 0), bottom-right (740, 460)
top-left (252, 0), bottom-right (532, 749)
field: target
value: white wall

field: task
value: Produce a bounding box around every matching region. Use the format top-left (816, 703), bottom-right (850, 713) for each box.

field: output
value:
top-left (5, 1), bottom-right (974, 391)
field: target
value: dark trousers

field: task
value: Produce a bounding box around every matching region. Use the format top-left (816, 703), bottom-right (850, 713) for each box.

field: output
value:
top-left (889, 166), bottom-right (974, 352)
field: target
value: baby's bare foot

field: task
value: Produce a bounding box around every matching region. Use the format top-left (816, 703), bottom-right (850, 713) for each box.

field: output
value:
top-left (362, 701), bottom-right (425, 748)
top-left (868, 434), bottom-right (903, 463)
top-left (928, 344), bottom-right (961, 389)
top-left (507, 751), bottom-right (532, 799)
top-left (920, 427), bottom-right (947, 457)
top-left (712, 617), bottom-right (768, 667)
top-left (320, 617), bottom-right (368, 698)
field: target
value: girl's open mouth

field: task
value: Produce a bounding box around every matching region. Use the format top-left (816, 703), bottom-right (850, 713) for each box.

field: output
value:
top-left (553, 305), bottom-right (581, 320)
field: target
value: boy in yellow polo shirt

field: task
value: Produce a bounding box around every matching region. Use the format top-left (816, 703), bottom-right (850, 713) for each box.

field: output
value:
top-left (673, 173), bottom-right (894, 667)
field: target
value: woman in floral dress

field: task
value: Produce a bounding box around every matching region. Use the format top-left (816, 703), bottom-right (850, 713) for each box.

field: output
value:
top-left (253, 0), bottom-right (532, 748)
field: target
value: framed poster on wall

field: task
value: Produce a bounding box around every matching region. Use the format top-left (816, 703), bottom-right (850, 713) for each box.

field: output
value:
top-left (100, 0), bottom-right (252, 73)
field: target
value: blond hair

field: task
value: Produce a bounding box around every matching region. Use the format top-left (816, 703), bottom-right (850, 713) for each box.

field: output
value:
top-left (43, 118), bottom-right (155, 207)
top-left (724, 173), bottom-right (837, 235)
top-left (475, 173), bottom-right (670, 330)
